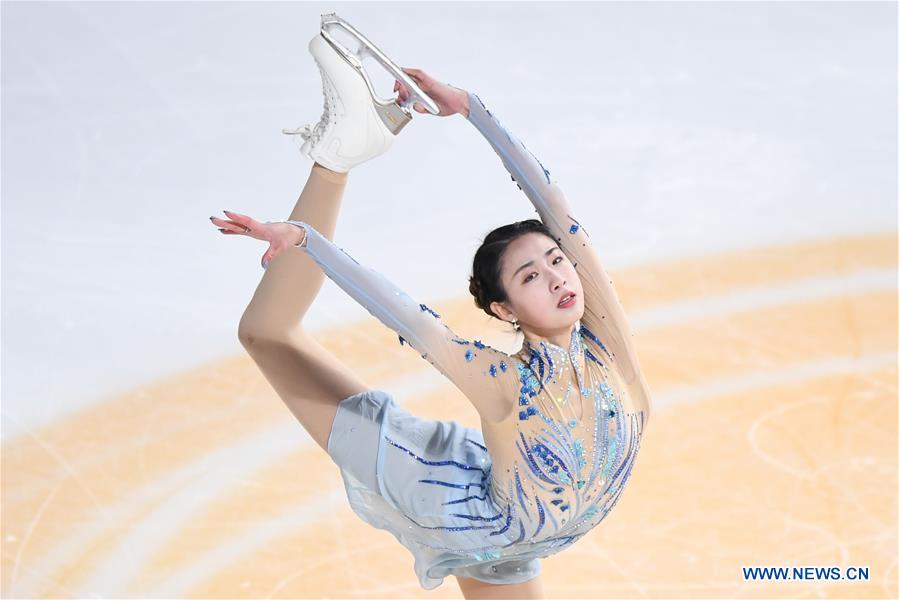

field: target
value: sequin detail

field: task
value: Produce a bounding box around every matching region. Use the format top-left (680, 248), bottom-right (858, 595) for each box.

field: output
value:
top-left (486, 318), bottom-right (647, 551)
top-left (386, 435), bottom-right (505, 533)
top-left (405, 92), bottom-right (646, 578)
top-left (419, 303), bottom-right (441, 318)
top-left (325, 91), bottom-right (649, 586)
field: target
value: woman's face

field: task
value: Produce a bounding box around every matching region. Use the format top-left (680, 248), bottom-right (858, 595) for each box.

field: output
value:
top-left (492, 232), bottom-right (584, 334)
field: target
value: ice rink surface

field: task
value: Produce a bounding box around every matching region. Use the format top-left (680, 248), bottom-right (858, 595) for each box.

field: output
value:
top-left (2, 2), bottom-right (896, 598)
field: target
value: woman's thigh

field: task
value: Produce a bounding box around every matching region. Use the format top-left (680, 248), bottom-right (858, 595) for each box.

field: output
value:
top-left (455, 574), bottom-right (546, 600)
top-left (242, 330), bottom-right (371, 452)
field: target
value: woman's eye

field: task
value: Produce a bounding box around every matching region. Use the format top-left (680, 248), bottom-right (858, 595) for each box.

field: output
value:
top-left (524, 256), bottom-right (564, 283)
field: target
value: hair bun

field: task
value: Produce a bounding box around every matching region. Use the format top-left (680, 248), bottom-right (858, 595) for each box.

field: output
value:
top-left (468, 275), bottom-right (484, 309)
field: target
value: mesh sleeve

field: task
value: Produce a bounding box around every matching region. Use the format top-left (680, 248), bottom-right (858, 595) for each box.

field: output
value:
top-left (463, 92), bottom-right (652, 419)
top-left (281, 219), bottom-right (522, 423)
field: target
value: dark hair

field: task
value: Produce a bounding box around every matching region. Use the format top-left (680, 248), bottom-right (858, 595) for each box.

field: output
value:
top-left (468, 219), bottom-right (556, 332)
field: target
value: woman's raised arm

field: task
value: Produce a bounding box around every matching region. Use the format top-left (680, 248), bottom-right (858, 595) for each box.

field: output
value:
top-left (461, 92), bottom-right (652, 419)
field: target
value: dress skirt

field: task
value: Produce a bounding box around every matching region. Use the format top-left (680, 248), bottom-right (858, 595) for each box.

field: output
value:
top-left (326, 388), bottom-right (542, 590)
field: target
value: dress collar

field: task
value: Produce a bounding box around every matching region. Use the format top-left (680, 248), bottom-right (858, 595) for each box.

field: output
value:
top-left (519, 319), bottom-right (588, 390)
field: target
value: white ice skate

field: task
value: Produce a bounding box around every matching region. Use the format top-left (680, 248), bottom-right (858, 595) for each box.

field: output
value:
top-left (282, 12), bottom-right (439, 173)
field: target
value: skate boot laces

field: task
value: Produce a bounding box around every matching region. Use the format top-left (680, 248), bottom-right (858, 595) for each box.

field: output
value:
top-left (282, 64), bottom-right (337, 149)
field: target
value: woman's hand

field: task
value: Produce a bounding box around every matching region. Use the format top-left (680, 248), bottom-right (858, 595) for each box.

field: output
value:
top-left (393, 68), bottom-right (469, 117)
top-left (209, 210), bottom-right (306, 270)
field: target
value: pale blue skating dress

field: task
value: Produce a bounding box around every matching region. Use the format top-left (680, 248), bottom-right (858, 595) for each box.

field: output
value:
top-left (289, 91), bottom-right (651, 590)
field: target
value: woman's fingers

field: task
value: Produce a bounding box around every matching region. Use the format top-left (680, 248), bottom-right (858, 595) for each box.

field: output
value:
top-left (223, 211), bottom-right (266, 233)
top-left (396, 67), bottom-right (461, 117)
top-left (208, 215), bottom-right (295, 270)
top-left (210, 216), bottom-right (248, 233)
top-left (403, 66), bottom-right (424, 80)
top-left (209, 212), bottom-right (271, 242)
top-left (412, 69), bottom-right (437, 90)
top-left (222, 210), bottom-right (259, 228)
top-left (395, 79), bottom-right (412, 103)
top-left (261, 246), bottom-right (274, 270)
top-left (261, 241), bottom-right (289, 270)
top-left (401, 67), bottom-right (431, 89)
top-left (393, 80), bottom-right (406, 102)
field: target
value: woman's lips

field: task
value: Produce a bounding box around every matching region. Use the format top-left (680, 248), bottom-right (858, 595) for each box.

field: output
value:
top-left (558, 293), bottom-right (577, 308)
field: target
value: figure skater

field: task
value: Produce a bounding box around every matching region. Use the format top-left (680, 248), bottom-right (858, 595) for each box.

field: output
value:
top-left (209, 20), bottom-right (652, 599)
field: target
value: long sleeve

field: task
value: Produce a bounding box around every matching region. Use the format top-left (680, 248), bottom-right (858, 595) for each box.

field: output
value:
top-left (281, 219), bottom-right (522, 423)
top-left (463, 92), bottom-right (652, 419)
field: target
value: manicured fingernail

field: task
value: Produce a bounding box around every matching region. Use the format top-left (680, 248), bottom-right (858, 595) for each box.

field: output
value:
top-left (262, 259), bottom-right (269, 270)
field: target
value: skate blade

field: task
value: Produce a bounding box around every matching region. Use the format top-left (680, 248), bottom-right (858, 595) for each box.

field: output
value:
top-left (304, 33), bottom-right (412, 136)
top-left (312, 33), bottom-right (412, 135)
top-left (319, 12), bottom-right (440, 116)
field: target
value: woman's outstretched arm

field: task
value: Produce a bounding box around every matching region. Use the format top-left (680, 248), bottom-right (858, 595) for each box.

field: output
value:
top-left (394, 68), bottom-right (651, 421)
top-left (461, 91), bottom-right (652, 420)
top-left (274, 219), bottom-right (522, 423)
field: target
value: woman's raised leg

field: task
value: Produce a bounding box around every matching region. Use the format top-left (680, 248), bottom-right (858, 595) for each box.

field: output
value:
top-left (237, 162), bottom-right (370, 453)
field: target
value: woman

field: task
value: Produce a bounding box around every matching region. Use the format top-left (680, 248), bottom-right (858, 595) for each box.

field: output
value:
top-left (210, 31), bottom-right (652, 600)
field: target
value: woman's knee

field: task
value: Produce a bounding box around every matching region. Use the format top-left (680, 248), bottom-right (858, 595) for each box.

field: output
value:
top-left (237, 318), bottom-right (273, 350)
top-left (237, 310), bottom-right (308, 351)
